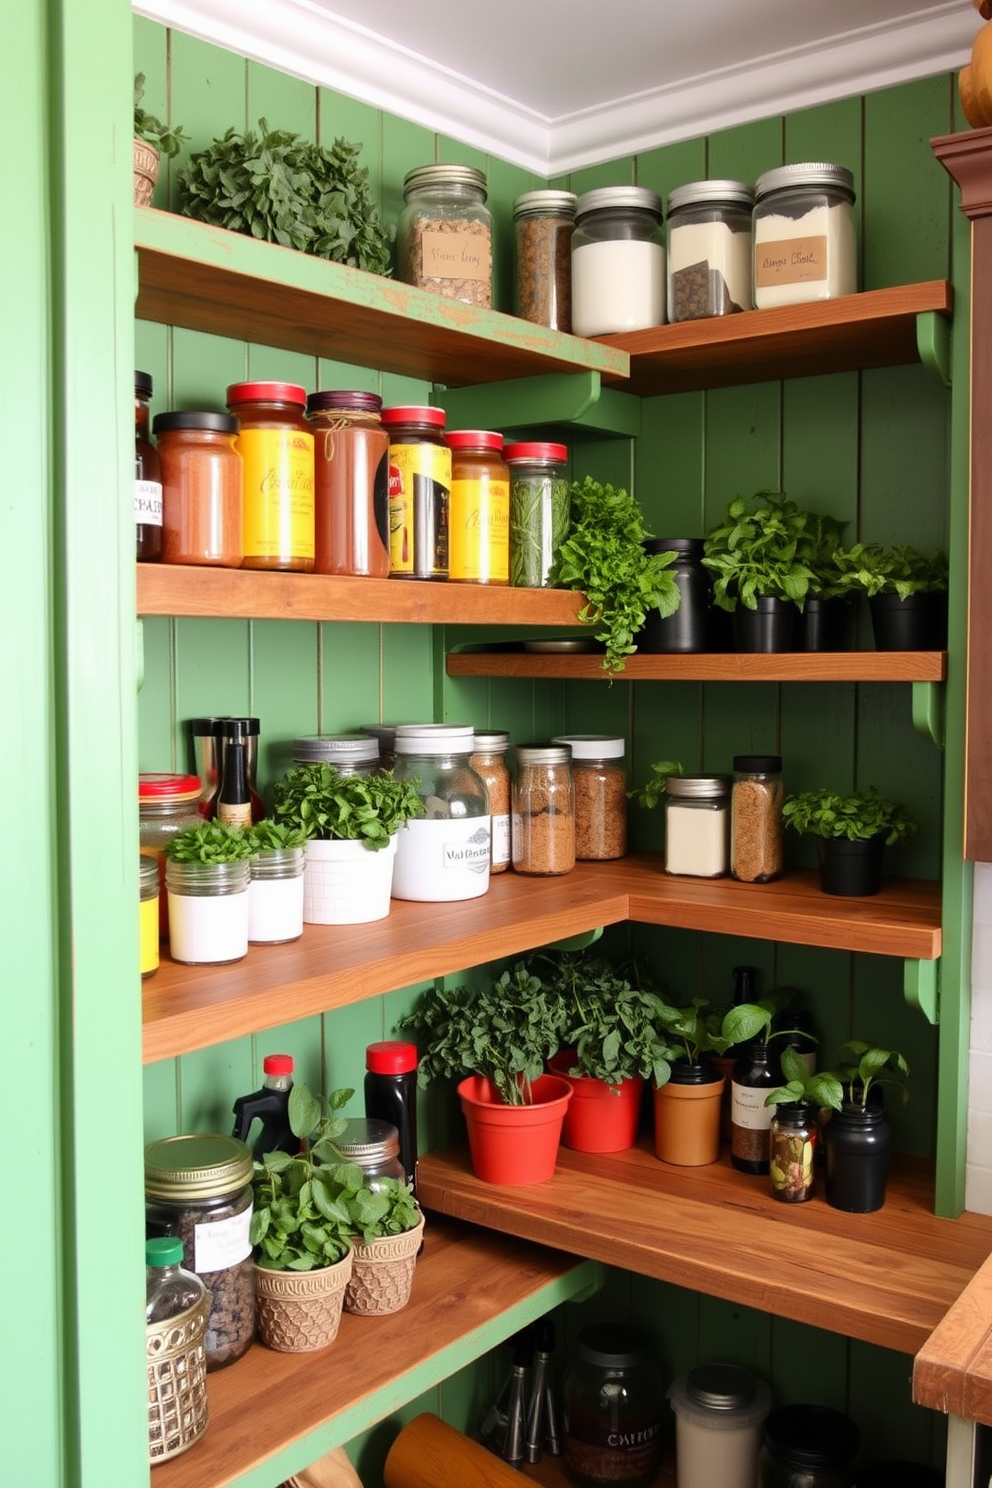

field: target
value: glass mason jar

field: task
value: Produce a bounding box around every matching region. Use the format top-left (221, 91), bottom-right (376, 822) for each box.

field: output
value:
top-left (248, 845), bottom-right (306, 945)
top-left (731, 754), bottom-right (784, 883)
top-left (135, 370), bottom-right (162, 561)
top-left (571, 186), bottom-right (666, 337)
top-left (445, 430), bottom-right (510, 585)
top-left (359, 723), bottom-right (397, 773)
top-left (504, 441), bottom-right (570, 588)
top-left (769, 1100), bottom-right (819, 1203)
top-left (664, 776), bottom-right (730, 877)
top-left (165, 859), bottom-right (250, 965)
top-left (667, 179), bottom-right (754, 322)
top-left (552, 734), bottom-right (627, 860)
top-left (397, 164), bottom-right (493, 308)
top-left (513, 189), bottom-right (577, 331)
top-left (753, 163), bottom-right (857, 309)
top-left (564, 1323), bottom-right (665, 1488)
top-left (226, 381), bottom-right (315, 572)
top-left (306, 389), bottom-right (390, 578)
top-left (381, 405), bottom-right (451, 580)
top-left (512, 744), bottom-right (575, 876)
top-left (145, 1133), bottom-right (255, 1372)
top-left (139, 854), bottom-right (160, 979)
top-left (139, 772), bottom-right (204, 936)
top-left (293, 733), bottom-right (380, 775)
top-left (638, 538), bottom-right (712, 653)
top-left (470, 730), bottom-right (511, 874)
top-left (391, 724), bottom-right (491, 901)
top-left (334, 1117), bottom-right (406, 1190)
top-left (758, 1404), bottom-right (860, 1488)
top-left (154, 412), bottom-right (243, 567)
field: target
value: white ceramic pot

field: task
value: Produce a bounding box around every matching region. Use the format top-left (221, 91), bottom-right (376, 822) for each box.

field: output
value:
top-left (303, 834), bottom-right (397, 925)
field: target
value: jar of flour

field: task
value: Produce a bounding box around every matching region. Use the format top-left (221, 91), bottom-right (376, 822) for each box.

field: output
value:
top-left (753, 163), bottom-right (856, 308)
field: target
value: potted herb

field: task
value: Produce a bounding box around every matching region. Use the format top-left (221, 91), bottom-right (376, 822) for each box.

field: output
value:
top-left (251, 1083), bottom-right (355, 1352)
top-left (549, 476), bottom-right (681, 673)
top-left (702, 491), bottom-right (820, 652)
top-left (271, 763), bottom-right (424, 925)
top-left (824, 1042), bottom-right (909, 1212)
top-left (342, 1174), bottom-right (425, 1317)
top-left (133, 73), bottom-right (187, 207)
top-left (163, 821), bottom-right (254, 965)
top-left (794, 508), bottom-right (853, 651)
top-left (764, 1047), bottom-right (843, 1203)
top-left (650, 996), bottom-right (731, 1166)
top-left (830, 542), bottom-right (949, 650)
top-left (245, 819), bottom-right (309, 945)
top-left (178, 120), bottom-right (392, 273)
top-left (783, 787), bottom-right (918, 897)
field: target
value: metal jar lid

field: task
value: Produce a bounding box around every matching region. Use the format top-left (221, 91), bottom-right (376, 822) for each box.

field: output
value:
top-left (665, 774), bottom-right (730, 798)
top-left (394, 724), bottom-right (475, 755)
top-left (403, 163), bottom-right (487, 199)
top-left (516, 744), bottom-right (571, 766)
top-left (293, 733), bottom-right (380, 765)
top-left (335, 1117), bottom-right (400, 1165)
top-left (686, 1363), bottom-right (755, 1410)
top-left (152, 411), bottom-right (239, 435)
top-left (144, 1134), bottom-right (253, 1200)
top-left (667, 179), bottom-right (754, 214)
top-left (552, 734), bottom-right (624, 761)
top-left (575, 185), bottom-right (663, 220)
top-left (577, 1322), bottom-right (649, 1369)
top-left (513, 189), bottom-right (577, 220)
top-left (473, 730), bottom-right (510, 753)
top-left (754, 162), bottom-right (855, 202)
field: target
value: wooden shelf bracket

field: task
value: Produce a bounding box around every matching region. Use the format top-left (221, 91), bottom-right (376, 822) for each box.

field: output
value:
top-left (916, 310), bottom-right (952, 388)
top-left (913, 681), bottom-right (947, 748)
top-left (905, 957), bottom-right (940, 1024)
top-left (435, 370), bottom-right (641, 437)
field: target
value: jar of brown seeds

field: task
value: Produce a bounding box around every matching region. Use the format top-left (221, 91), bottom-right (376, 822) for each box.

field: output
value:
top-left (513, 189), bottom-right (576, 331)
top-left (512, 744), bottom-right (575, 875)
top-left (730, 754), bottom-right (783, 883)
top-left (397, 164), bottom-right (492, 308)
top-left (552, 734), bottom-right (626, 860)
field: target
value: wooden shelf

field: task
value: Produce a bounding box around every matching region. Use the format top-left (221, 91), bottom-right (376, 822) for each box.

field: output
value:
top-left (599, 281), bottom-right (953, 395)
top-left (915, 1249), bottom-right (992, 1425)
top-left (447, 648), bottom-right (947, 682)
top-left (143, 856), bottom-right (941, 1064)
top-left (151, 1217), bottom-right (596, 1488)
top-left (134, 207), bottom-right (628, 389)
top-left (418, 1143), bottom-right (992, 1357)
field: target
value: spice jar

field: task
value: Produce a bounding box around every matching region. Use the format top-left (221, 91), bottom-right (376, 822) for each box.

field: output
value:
top-left (471, 730), bottom-right (511, 874)
top-left (293, 733), bottom-right (380, 775)
top-left (391, 724), bottom-right (491, 901)
top-left (731, 755), bottom-right (783, 883)
top-left (563, 1323), bottom-right (664, 1488)
top-left (226, 381), bottom-right (314, 572)
top-left (753, 163), bottom-right (857, 309)
top-left (667, 180), bottom-right (754, 322)
top-left (505, 442), bottom-right (570, 588)
top-left (139, 772), bottom-right (204, 935)
top-left (668, 1364), bottom-right (771, 1488)
top-left (513, 189), bottom-right (577, 331)
top-left (758, 1404), bottom-right (860, 1488)
top-left (665, 775), bottom-right (730, 877)
top-left (552, 734), bottom-right (627, 860)
top-left (638, 538), bottom-right (713, 653)
top-left (145, 1133), bottom-right (255, 1372)
top-left (145, 1236), bottom-right (209, 1464)
top-left (769, 1100), bottom-right (819, 1203)
top-left (154, 412), bottom-right (243, 567)
top-left (135, 370), bottom-right (162, 561)
top-left (139, 855), bottom-right (160, 978)
top-left (306, 389), bottom-right (390, 577)
top-left (571, 187), bottom-right (666, 337)
top-left (446, 430), bottom-right (510, 585)
top-left (381, 405), bottom-right (450, 580)
top-left (397, 164), bottom-right (493, 307)
top-left (334, 1117), bottom-right (406, 1191)
top-left (512, 744), bottom-right (575, 876)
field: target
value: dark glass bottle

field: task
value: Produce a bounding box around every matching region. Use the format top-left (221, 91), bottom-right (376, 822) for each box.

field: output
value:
top-left (715, 964), bottom-right (760, 1138)
top-left (208, 718), bottom-right (265, 823)
top-left (364, 1040), bottom-right (419, 1194)
top-left (730, 1039), bottom-right (780, 1174)
top-left (216, 728), bottom-right (252, 827)
top-left (232, 1053), bottom-right (296, 1158)
top-left (135, 370), bottom-right (163, 561)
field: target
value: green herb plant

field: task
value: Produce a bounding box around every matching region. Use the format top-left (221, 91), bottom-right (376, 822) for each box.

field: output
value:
top-left (246, 818), bottom-right (309, 853)
top-left (653, 996), bottom-right (729, 1069)
top-left (346, 1175), bottom-right (420, 1243)
top-left (251, 1084), bottom-right (355, 1271)
top-left (764, 1046), bottom-right (843, 1112)
top-left (163, 820), bottom-right (255, 864)
top-left (539, 951), bottom-right (675, 1090)
top-left (828, 543), bottom-right (949, 600)
top-left (272, 763), bottom-right (424, 851)
top-left (549, 476), bottom-right (681, 673)
top-left (783, 787), bottom-right (918, 845)
top-left (837, 1041), bottom-right (909, 1108)
top-left (178, 121), bottom-right (392, 273)
top-left (134, 73), bottom-right (188, 159)
top-left (797, 509), bottom-right (850, 599)
top-left (702, 491), bottom-right (830, 612)
top-left (629, 759), bottom-right (684, 812)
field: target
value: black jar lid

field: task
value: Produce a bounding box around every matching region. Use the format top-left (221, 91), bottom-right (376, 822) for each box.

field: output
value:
top-left (764, 1404), bottom-right (860, 1469)
top-left (686, 1363), bottom-right (756, 1410)
top-left (733, 754), bottom-right (782, 772)
top-left (306, 389), bottom-right (383, 415)
top-left (577, 1323), bottom-right (649, 1369)
top-left (643, 537), bottom-right (705, 557)
top-left (135, 370), bottom-right (153, 398)
top-left (152, 410), bottom-right (238, 435)
top-left (190, 716), bottom-right (260, 737)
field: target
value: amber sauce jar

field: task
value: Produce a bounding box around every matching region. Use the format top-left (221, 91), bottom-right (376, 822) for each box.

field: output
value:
top-left (135, 371), bottom-right (162, 561)
top-left (446, 430), bottom-right (509, 584)
top-left (306, 390), bottom-right (390, 577)
top-left (226, 381), bottom-right (315, 572)
top-left (154, 412), bottom-right (243, 567)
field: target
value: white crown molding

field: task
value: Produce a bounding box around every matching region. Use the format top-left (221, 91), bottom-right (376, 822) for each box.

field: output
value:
top-left (134, 0), bottom-right (979, 175)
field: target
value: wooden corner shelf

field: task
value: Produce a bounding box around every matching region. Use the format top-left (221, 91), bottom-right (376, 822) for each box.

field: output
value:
top-left (446, 648), bottom-right (947, 683)
top-left (915, 1249), bottom-right (992, 1424)
top-left (143, 856), bottom-right (940, 1065)
top-left (417, 1143), bottom-right (992, 1358)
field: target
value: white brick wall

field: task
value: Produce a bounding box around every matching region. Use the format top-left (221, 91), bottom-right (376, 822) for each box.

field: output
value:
top-left (968, 863), bottom-right (992, 1212)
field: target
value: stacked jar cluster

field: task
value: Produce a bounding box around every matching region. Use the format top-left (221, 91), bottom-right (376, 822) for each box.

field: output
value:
top-left (662, 755), bottom-right (784, 885)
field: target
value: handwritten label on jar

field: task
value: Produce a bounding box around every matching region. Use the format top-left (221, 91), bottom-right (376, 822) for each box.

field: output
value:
top-left (134, 479), bottom-right (163, 526)
top-left (754, 235), bottom-right (827, 287)
top-left (731, 1080), bottom-right (775, 1130)
top-left (421, 231), bottom-right (489, 280)
top-left (193, 1205), bottom-right (252, 1272)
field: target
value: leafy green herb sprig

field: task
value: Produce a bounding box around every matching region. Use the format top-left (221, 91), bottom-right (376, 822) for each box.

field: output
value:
top-left (764, 1046), bottom-right (843, 1111)
top-left (540, 952), bottom-right (675, 1090)
top-left (629, 759), bottom-right (684, 812)
top-left (251, 1084), bottom-right (354, 1271)
top-left (703, 491), bottom-right (824, 612)
top-left (652, 996), bottom-right (729, 1067)
top-left (134, 74), bottom-right (188, 159)
top-left (346, 1175), bottom-right (420, 1242)
top-left (828, 543), bottom-right (948, 600)
top-left (245, 818), bottom-right (309, 853)
top-left (163, 820), bottom-right (255, 864)
top-left (272, 763), bottom-right (424, 851)
top-left (549, 476), bottom-right (681, 673)
top-left (783, 787), bottom-right (918, 845)
top-left (837, 1041), bottom-right (909, 1108)
top-left (178, 121), bottom-right (392, 273)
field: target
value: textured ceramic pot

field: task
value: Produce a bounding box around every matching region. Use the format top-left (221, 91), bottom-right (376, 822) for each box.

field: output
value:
top-left (254, 1250), bottom-right (353, 1353)
top-left (344, 1212), bottom-right (425, 1316)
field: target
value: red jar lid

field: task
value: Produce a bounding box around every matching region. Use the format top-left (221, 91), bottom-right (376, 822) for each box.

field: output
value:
top-left (381, 405), bottom-right (446, 429)
top-left (139, 772), bottom-right (202, 800)
top-left (226, 381), bottom-right (307, 407)
top-left (263, 1054), bottom-right (294, 1075)
top-left (366, 1040), bottom-right (418, 1074)
top-left (504, 442), bottom-right (568, 463)
top-left (446, 430), bottom-right (504, 451)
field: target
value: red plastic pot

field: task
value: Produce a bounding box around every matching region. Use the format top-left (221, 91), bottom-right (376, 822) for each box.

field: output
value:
top-left (548, 1051), bottom-right (644, 1153)
top-left (457, 1074), bottom-right (572, 1185)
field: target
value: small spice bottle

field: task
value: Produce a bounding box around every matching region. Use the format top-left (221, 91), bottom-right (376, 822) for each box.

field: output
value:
top-left (758, 1404), bottom-right (860, 1488)
top-left (139, 855), bottom-right (160, 978)
top-left (397, 164), bottom-right (493, 308)
top-left (513, 189), bottom-right (577, 331)
top-left (667, 1364), bottom-right (771, 1488)
top-left (154, 412), bottom-right (243, 567)
top-left (306, 389), bottom-right (390, 578)
top-left (731, 754), bottom-right (784, 883)
top-left (667, 179), bottom-right (754, 322)
top-left (293, 733), bottom-right (380, 776)
top-left (512, 744), bottom-right (575, 876)
top-left (226, 381), bottom-right (315, 572)
top-left (135, 371), bottom-right (162, 561)
top-left (471, 730), bottom-right (511, 874)
top-left (665, 775), bottom-right (730, 877)
top-left (381, 405), bottom-right (451, 580)
top-left (563, 1323), bottom-right (664, 1488)
top-left (334, 1117), bottom-right (406, 1191)
top-left (504, 442), bottom-right (570, 588)
top-left (753, 163), bottom-right (857, 309)
top-left (769, 1100), bottom-right (819, 1203)
top-left (571, 187), bottom-right (666, 337)
top-left (552, 734), bottom-right (627, 860)
top-left (391, 724), bottom-right (491, 901)
top-left (446, 430), bottom-right (510, 585)
top-left (145, 1236), bottom-right (209, 1464)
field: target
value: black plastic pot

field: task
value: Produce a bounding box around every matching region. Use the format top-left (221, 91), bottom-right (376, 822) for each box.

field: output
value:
top-left (638, 538), bottom-right (711, 653)
top-left (815, 833), bottom-right (885, 897)
top-left (824, 1100), bottom-right (891, 1212)
top-left (732, 596), bottom-right (796, 653)
top-left (796, 596), bottom-right (854, 652)
top-left (868, 591), bottom-right (948, 651)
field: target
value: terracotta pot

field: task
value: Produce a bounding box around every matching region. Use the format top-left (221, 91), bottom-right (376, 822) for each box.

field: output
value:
top-left (548, 1050), bottom-right (644, 1153)
top-left (133, 137), bottom-right (160, 207)
top-left (254, 1250), bottom-right (352, 1353)
top-left (653, 1067), bottom-right (724, 1166)
top-left (343, 1211), bottom-right (425, 1316)
top-left (457, 1073), bottom-right (572, 1185)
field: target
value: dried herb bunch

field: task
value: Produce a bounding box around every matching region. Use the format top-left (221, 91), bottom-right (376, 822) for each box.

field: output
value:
top-left (178, 120), bottom-right (392, 273)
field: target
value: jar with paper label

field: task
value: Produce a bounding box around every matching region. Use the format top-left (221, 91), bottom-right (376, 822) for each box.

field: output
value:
top-left (226, 381), bottom-right (315, 571)
top-left (135, 371), bottom-right (162, 560)
top-left (381, 405), bottom-right (450, 580)
top-left (391, 725), bottom-right (491, 901)
top-left (667, 179), bottom-right (754, 321)
top-left (552, 734), bottom-right (627, 860)
top-left (445, 430), bottom-right (510, 584)
top-left (730, 1040), bottom-right (779, 1175)
top-left (144, 1133), bottom-right (255, 1371)
top-left (513, 744), bottom-right (575, 875)
top-left (471, 730), bottom-right (511, 874)
top-left (572, 186), bottom-right (665, 337)
top-left (397, 164), bottom-right (492, 308)
top-left (753, 163), bottom-right (856, 308)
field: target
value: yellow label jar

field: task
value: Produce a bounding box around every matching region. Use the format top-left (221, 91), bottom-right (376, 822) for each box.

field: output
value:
top-left (381, 405), bottom-right (450, 580)
top-left (445, 430), bottom-right (509, 584)
top-left (226, 381), bottom-right (315, 571)
top-left (139, 854), bottom-right (160, 978)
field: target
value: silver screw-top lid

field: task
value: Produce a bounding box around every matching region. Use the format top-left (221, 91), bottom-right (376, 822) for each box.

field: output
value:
top-left (513, 189), bottom-right (577, 220)
top-left (293, 733), bottom-right (380, 764)
top-left (575, 185), bottom-right (663, 219)
top-left (403, 163), bottom-right (488, 199)
top-left (552, 734), bottom-right (625, 760)
top-left (754, 162), bottom-right (855, 202)
top-left (334, 1117), bottom-right (400, 1165)
top-left (667, 179), bottom-right (754, 214)
top-left (473, 730), bottom-right (510, 753)
top-left (664, 774), bottom-right (731, 798)
top-left (516, 744), bottom-right (572, 766)
top-left (686, 1363), bottom-right (756, 1410)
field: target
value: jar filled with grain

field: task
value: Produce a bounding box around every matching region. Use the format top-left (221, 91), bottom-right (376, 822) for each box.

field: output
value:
top-left (667, 179), bottom-right (754, 322)
top-left (471, 730), bottom-right (511, 874)
top-left (571, 187), bottom-right (665, 337)
top-left (512, 744), bottom-right (575, 876)
top-left (752, 163), bottom-right (856, 309)
top-left (731, 754), bottom-right (783, 883)
top-left (513, 189), bottom-right (577, 331)
top-left (664, 775), bottom-right (730, 877)
top-left (397, 164), bottom-right (493, 308)
top-left (552, 734), bottom-right (627, 860)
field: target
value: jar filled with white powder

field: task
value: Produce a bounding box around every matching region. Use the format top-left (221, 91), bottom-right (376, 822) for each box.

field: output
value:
top-left (667, 179), bottom-right (754, 322)
top-left (664, 775), bottom-right (730, 877)
top-left (571, 186), bottom-right (665, 336)
top-left (753, 162), bottom-right (856, 309)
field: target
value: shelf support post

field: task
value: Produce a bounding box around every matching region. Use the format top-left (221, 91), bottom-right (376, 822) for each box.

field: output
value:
top-left (912, 681), bottom-right (946, 748)
top-left (546, 927), bottom-right (604, 953)
top-left (916, 311), bottom-right (952, 388)
top-left (904, 958), bottom-right (940, 1024)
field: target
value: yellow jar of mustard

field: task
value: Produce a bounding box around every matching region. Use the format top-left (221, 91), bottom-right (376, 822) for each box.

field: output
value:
top-left (140, 854), bottom-right (160, 978)
top-left (445, 430), bottom-right (509, 585)
top-left (226, 381), bottom-right (315, 571)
